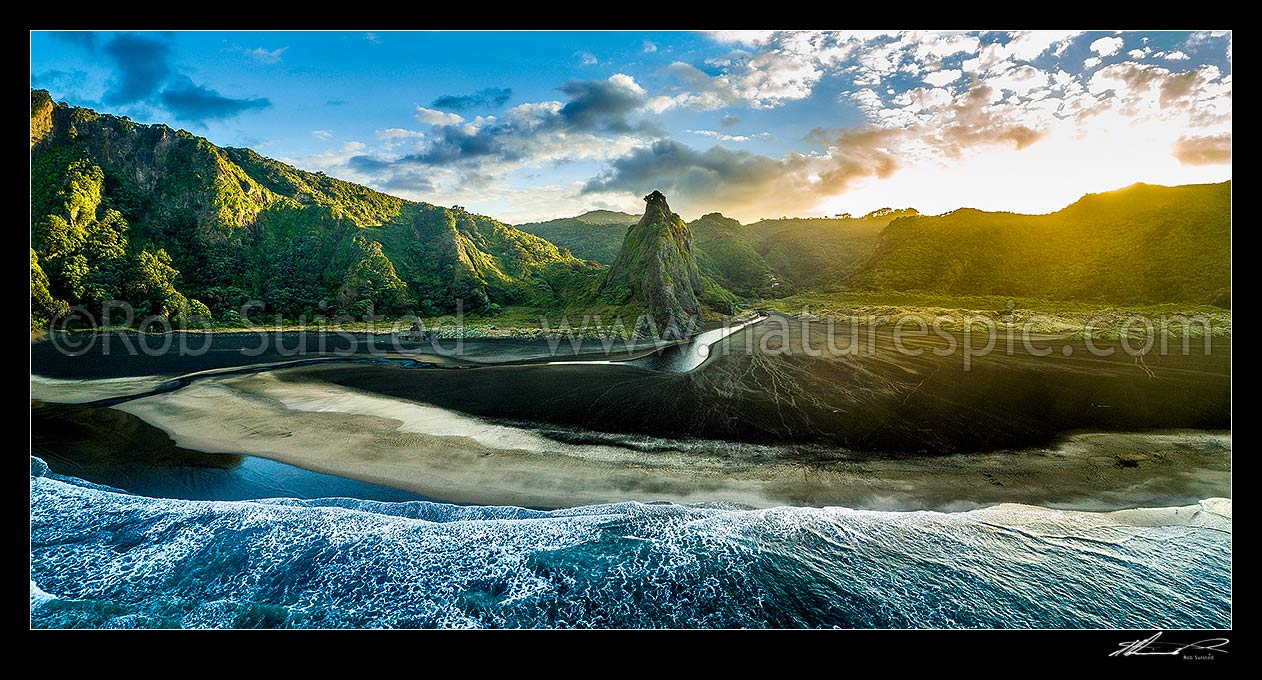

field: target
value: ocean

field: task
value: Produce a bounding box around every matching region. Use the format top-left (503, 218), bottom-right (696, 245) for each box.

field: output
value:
top-left (29, 456), bottom-right (1230, 629)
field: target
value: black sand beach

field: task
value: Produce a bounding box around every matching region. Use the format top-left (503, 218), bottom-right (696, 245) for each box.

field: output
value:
top-left (292, 318), bottom-right (1231, 453)
top-left (30, 316), bottom-right (1231, 510)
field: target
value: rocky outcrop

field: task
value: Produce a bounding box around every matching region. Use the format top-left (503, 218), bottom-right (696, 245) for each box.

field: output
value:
top-left (600, 191), bottom-right (703, 338)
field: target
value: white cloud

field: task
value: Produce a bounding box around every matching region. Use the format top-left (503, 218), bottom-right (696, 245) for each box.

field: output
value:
top-left (646, 96), bottom-right (677, 114)
top-left (832, 35), bottom-right (1228, 196)
top-left (1165, 50), bottom-right (1190, 60)
top-left (282, 141), bottom-right (370, 174)
top-left (891, 86), bottom-right (955, 112)
top-left (1084, 57), bottom-right (1102, 70)
top-left (312, 72), bottom-right (671, 211)
top-left (704, 31), bottom-right (775, 46)
top-left (375, 128), bottom-right (424, 139)
top-left (311, 129), bottom-right (333, 140)
top-left (1188, 30), bottom-right (1230, 44)
top-left (850, 88), bottom-right (885, 116)
top-left (907, 32), bottom-right (981, 61)
top-left (666, 31), bottom-right (1074, 111)
top-left (364, 32), bottom-right (381, 44)
top-left (1007, 31), bottom-right (1081, 60)
top-left (923, 69), bottom-right (963, 87)
top-left (414, 107), bottom-right (465, 126)
top-left (642, 40), bottom-right (657, 53)
top-left (987, 65), bottom-right (1051, 96)
top-left (735, 42), bottom-right (829, 107)
top-left (575, 51), bottom-right (597, 66)
top-left (1090, 36), bottom-right (1124, 57)
top-left (608, 73), bottom-right (646, 95)
top-left (663, 32), bottom-right (868, 109)
top-left (1128, 48), bottom-right (1151, 59)
top-left (241, 46), bottom-right (287, 64)
top-left (685, 129), bottom-right (770, 142)
top-left (961, 31), bottom-right (1081, 77)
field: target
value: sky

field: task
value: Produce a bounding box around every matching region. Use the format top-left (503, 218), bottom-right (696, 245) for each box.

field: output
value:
top-left (31, 30), bottom-right (1232, 223)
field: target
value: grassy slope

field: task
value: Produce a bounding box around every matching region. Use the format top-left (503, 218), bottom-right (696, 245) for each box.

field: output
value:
top-left (756, 290), bottom-right (1230, 339)
top-left (515, 211), bottom-right (637, 264)
top-left (743, 210), bottom-right (915, 290)
top-left (688, 213), bottom-right (781, 298)
top-left (851, 183), bottom-right (1231, 306)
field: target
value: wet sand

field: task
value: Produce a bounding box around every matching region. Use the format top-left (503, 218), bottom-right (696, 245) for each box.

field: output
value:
top-left (298, 321), bottom-right (1230, 453)
top-left (31, 401), bottom-right (429, 502)
top-left (91, 371), bottom-right (1229, 511)
top-left (30, 329), bottom-right (674, 379)
top-left (30, 317), bottom-right (1231, 511)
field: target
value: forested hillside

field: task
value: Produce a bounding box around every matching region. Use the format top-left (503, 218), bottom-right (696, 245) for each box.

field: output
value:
top-left (30, 88), bottom-right (1232, 334)
top-left (29, 90), bottom-right (596, 329)
top-left (515, 210), bottom-right (637, 264)
top-left (851, 183), bottom-right (1231, 306)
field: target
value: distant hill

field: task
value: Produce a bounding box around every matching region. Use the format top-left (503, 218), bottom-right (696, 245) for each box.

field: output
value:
top-left (29, 89), bottom-right (595, 328)
top-left (688, 213), bottom-right (782, 298)
top-left (517, 208), bottom-right (911, 299)
top-left (744, 209), bottom-right (918, 290)
top-left (515, 211), bottom-right (637, 264)
top-left (851, 183), bottom-right (1231, 306)
top-left (574, 209), bottom-right (639, 225)
top-left (29, 89), bottom-right (1232, 331)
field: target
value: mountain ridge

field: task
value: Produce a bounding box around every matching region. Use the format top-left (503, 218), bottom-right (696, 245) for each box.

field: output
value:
top-left (851, 180), bottom-right (1231, 305)
top-left (515, 212), bottom-right (636, 264)
top-left (29, 89), bottom-right (1232, 333)
top-left (29, 89), bottom-right (596, 328)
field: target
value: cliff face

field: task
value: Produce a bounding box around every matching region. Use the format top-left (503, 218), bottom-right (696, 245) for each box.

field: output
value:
top-left (600, 191), bottom-right (704, 338)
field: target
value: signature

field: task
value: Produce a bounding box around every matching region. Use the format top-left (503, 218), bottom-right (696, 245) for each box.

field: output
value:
top-left (1111, 632), bottom-right (1229, 658)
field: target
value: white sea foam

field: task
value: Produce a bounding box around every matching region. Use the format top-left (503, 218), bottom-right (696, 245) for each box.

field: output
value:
top-left (30, 580), bottom-right (57, 606)
top-left (30, 460), bottom-right (1232, 629)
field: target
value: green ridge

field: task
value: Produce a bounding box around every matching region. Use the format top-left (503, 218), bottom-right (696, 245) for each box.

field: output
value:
top-left (29, 89), bottom-right (597, 329)
top-left (851, 183), bottom-right (1231, 306)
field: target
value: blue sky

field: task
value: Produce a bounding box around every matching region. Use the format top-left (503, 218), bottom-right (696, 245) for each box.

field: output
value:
top-left (31, 30), bottom-right (1232, 223)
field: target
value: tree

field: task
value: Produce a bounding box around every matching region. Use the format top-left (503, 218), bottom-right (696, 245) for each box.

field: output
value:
top-left (129, 249), bottom-right (189, 318)
top-left (31, 249), bottom-right (67, 330)
top-left (336, 237), bottom-right (413, 317)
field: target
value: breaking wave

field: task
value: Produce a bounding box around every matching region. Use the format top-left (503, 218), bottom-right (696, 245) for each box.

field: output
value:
top-left (30, 457), bottom-right (1230, 629)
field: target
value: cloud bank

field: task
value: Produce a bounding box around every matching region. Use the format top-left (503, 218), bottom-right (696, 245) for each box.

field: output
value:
top-left (283, 30), bottom-right (1231, 222)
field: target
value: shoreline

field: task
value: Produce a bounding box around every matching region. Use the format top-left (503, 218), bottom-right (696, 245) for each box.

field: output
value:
top-left (30, 316), bottom-right (1231, 512)
top-left (85, 370), bottom-right (1230, 511)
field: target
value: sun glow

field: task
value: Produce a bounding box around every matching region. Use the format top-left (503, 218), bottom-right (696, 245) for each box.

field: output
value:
top-left (822, 112), bottom-right (1231, 218)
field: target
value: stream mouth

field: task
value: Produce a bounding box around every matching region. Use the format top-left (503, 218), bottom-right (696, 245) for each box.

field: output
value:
top-left (32, 316), bottom-right (772, 410)
top-left (626, 315), bottom-right (767, 372)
